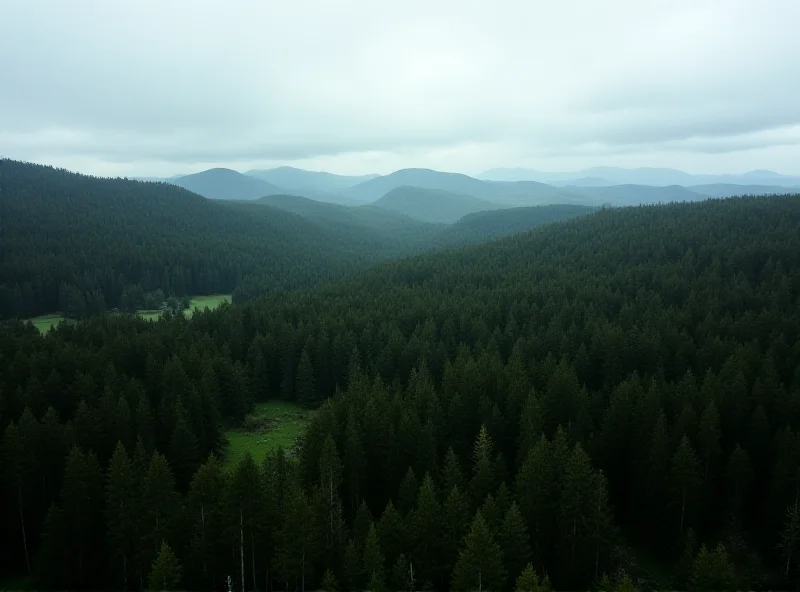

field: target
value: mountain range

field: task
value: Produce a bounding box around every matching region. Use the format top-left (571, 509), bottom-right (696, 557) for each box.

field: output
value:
top-left (135, 164), bottom-right (800, 225)
top-left (479, 166), bottom-right (800, 187)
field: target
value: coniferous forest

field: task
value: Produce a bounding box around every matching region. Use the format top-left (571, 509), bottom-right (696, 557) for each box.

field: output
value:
top-left (2, 160), bottom-right (800, 591)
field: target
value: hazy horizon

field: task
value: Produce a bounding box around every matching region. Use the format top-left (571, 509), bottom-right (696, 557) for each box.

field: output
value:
top-left (2, 0), bottom-right (800, 178)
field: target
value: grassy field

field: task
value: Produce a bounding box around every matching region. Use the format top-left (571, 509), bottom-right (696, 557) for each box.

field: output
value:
top-left (224, 400), bottom-right (313, 467)
top-left (26, 293), bottom-right (232, 334)
top-left (29, 313), bottom-right (68, 333)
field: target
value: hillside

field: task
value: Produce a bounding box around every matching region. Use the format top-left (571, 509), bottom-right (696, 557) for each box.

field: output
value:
top-left (563, 184), bottom-right (707, 205)
top-left (246, 166), bottom-right (377, 192)
top-left (255, 193), bottom-right (442, 248)
top-left (481, 166), bottom-right (800, 187)
top-left (3, 194), bottom-right (800, 590)
top-left (436, 204), bottom-right (596, 245)
top-left (0, 160), bottom-right (407, 319)
top-left (372, 185), bottom-right (506, 223)
top-left (343, 168), bottom-right (576, 205)
top-left (169, 167), bottom-right (285, 200)
top-left (687, 183), bottom-right (800, 198)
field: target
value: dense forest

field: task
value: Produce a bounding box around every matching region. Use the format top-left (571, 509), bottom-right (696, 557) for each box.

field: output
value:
top-left (0, 160), bottom-right (591, 320)
top-left (2, 191), bottom-right (799, 590)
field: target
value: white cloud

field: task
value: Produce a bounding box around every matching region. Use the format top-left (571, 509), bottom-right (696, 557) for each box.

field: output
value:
top-left (1, 0), bottom-right (799, 176)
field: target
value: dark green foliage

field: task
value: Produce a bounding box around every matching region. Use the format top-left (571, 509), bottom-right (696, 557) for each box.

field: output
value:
top-left (148, 540), bottom-right (182, 591)
top-left (689, 543), bottom-right (736, 591)
top-left (2, 193), bottom-right (800, 589)
top-left (451, 512), bottom-right (506, 592)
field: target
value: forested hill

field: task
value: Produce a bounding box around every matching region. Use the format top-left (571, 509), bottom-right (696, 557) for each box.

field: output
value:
top-left (2, 193), bottom-right (800, 591)
top-left (0, 160), bottom-right (408, 319)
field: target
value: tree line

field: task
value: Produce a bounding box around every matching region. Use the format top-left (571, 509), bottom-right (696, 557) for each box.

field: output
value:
top-left (2, 193), bottom-right (800, 590)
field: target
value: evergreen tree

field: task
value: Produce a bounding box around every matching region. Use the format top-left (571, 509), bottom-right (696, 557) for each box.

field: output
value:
top-left (168, 409), bottom-right (199, 492)
top-left (514, 563), bottom-right (542, 592)
top-left (441, 447), bottom-right (465, 494)
top-left (322, 567), bottom-right (340, 592)
top-left (500, 502), bottom-right (531, 588)
top-left (451, 512), bottom-right (506, 592)
top-left (671, 435), bottom-right (702, 536)
top-left (186, 454), bottom-right (226, 590)
top-left (363, 523), bottom-right (385, 590)
top-left (471, 425), bottom-right (496, 506)
top-left (689, 543), bottom-right (736, 591)
top-left (411, 474), bottom-right (442, 585)
top-left (398, 467), bottom-right (419, 516)
top-left (378, 500), bottom-right (406, 570)
top-left (296, 348), bottom-right (317, 406)
top-left (343, 539), bottom-right (362, 592)
top-left (780, 500), bottom-right (800, 578)
top-left (149, 540), bottom-right (182, 591)
top-left (516, 436), bottom-right (556, 569)
top-left (105, 442), bottom-right (136, 590)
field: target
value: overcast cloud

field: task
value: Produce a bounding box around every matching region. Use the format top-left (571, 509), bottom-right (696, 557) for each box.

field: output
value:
top-left (1, 0), bottom-right (799, 177)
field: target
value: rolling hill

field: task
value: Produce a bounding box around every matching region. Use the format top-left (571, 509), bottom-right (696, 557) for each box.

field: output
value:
top-left (246, 166), bottom-right (378, 192)
top-left (481, 166), bottom-right (800, 187)
top-left (372, 186), bottom-right (506, 223)
top-left (0, 160), bottom-right (419, 319)
top-left (562, 184), bottom-right (707, 206)
top-left (343, 168), bottom-right (577, 206)
top-left (436, 204), bottom-right (596, 246)
top-left (686, 183), bottom-right (800, 198)
top-left (254, 194), bottom-right (442, 249)
top-left (169, 167), bottom-right (285, 200)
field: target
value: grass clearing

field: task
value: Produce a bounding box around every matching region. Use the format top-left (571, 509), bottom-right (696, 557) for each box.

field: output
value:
top-left (26, 294), bottom-right (233, 334)
top-left (224, 400), bottom-right (313, 467)
top-left (29, 313), bottom-right (68, 333)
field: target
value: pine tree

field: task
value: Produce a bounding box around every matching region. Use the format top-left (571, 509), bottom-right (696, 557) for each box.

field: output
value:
top-left (345, 418), bottom-right (366, 516)
top-left (441, 447), bottom-right (465, 494)
top-left (451, 512), bottom-right (506, 592)
top-left (352, 501), bottom-right (373, 552)
top-left (60, 447), bottom-right (105, 588)
top-left (516, 436), bottom-right (556, 568)
top-left (3, 422), bottom-right (32, 573)
top-left (411, 474), bottom-right (442, 585)
top-left (275, 482), bottom-right (317, 592)
top-left (697, 400), bottom-right (721, 482)
top-left (226, 452), bottom-right (266, 592)
top-left (442, 486), bottom-right (471, 577)
top-left (319, 435), bottom-right (345, 567)
top-left (671, 435), bottom-right (702, 535)
top-left (390, 553), bottom-right (412, 592)
top-left (689, 543), bottom-right (736, 591)
top-left (363, 523), bottom-right (385, 590)
top-left (106, 442), bottom-right (136, 590)
top-left (296, 348), bottom-right (317, 406)
top-left (515, 563), bottom-right (541, 592)
top-left (343, 538), bottom-right (362, 592)
top-left (500, 502), bottom-right (531, 587)
top-left (168, 408), bottom-right (199, 492)
top-left (378, 500), bottom-right (406, 569)
top-left (781, 500), bottom-right (800, 578)
top-left (149, 540), bottom-right (182, 591)
top-left (398, 467), bottom-right (419, 516)
top-left (471, 425), bottom-right (495, 506)
top-left (187, 454), bottom-right (226, 589)
top-left (321, 567), bottom-right (340, 592)
top-left (139, 452), bottom-right (181, 581)
top-left (725, 444), bottom-right (753, 523)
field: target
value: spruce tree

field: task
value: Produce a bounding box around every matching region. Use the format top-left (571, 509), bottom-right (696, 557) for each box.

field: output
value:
top-left (500, 502), bottom-right (531, 587)
top-left (363, 523), bottom-right (385, 590)
top-left (451, 512), bottom-right (506, 592)
top-left (689, 543), bottom-right (736, 591)
top-left (106, 442), bottom-right (136, 590)
top-left (471, 425), bottom-right (496, 506)
top-left (411, 474), bottom-right (442, 585)
top-left (149, 540), bottom-right (182, 591)
top-left (671, 435), bottom-right (702, 535)
top-left (343, 538), bottom-right (362, 592)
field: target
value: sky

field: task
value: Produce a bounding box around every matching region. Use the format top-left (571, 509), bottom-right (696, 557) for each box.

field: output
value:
top-left (2, 0), bottom-right (800, 178)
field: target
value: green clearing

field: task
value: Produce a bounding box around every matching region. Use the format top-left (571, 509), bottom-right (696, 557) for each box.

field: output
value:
top-left (26, 294), bottom-right (232, 333)
top-left (29, 313), bottom-right (68, 333)
top-left (224, 400), bottom-right (313, 467)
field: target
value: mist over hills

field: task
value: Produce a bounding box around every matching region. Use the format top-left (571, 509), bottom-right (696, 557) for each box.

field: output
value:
top-left (480, 166), bottom-right (800, 187)
top-left (372, 186), bottom-right (507, 224)
top-left (169, 168), bottom-right (285, 200)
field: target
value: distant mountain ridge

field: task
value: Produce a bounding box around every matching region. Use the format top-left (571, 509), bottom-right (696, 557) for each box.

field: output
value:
top-left (372, 186), bottom-right (507, 224)
top-left (170, 168), bottom-right (285, 200)
top-left (480, 166), bottom-right (800, 187)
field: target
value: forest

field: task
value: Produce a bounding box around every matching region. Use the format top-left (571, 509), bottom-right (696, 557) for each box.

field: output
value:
top-left (0, 160), bottom-right (589, 320)
top-left (2, 186), bottom-right (800, 591)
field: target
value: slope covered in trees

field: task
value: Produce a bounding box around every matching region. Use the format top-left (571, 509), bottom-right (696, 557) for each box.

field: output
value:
top-left (0, 160), bottom-right (415, 319)
top-left (169, 168), bottom-right (285, 200)
top-left (372, 186), bottom-right (506, 224)
top-left (435, 204), bottom-right (595, 246)
top-left (2, 193), bottom-right (799, 590)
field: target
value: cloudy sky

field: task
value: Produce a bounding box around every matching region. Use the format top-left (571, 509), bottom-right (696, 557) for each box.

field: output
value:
top-left (2, 0), bottom-right (799, 177)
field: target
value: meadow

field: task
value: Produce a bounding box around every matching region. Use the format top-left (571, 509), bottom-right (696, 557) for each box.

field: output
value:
top-left (224, 400), bottom-right (313, 467)
top-left (26, 294), bottom-right (232, 333)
